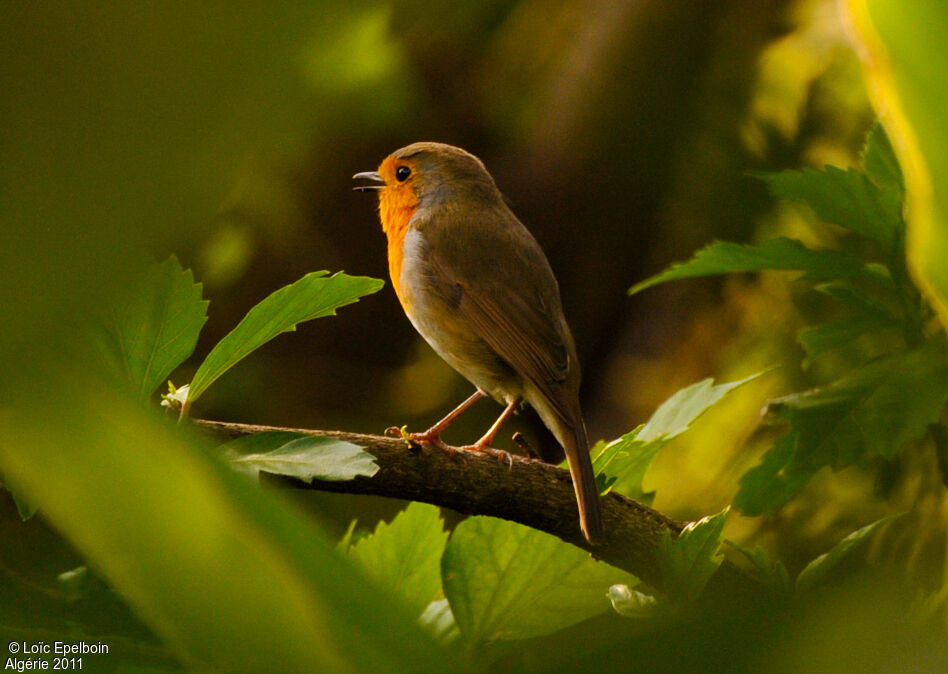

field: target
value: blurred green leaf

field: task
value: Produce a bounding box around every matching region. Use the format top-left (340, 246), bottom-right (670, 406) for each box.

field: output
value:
top-left (0, 384), bottom-right (459, 672)
top-left (187, 271), bottom-right (383, 404)
top-left (629, 238), bottom-right (868, 295)
top-left (230, 435), bottom-right (378, 482)
top-left (657, 507), bottom-right (729, 603)
top-left (770, 343), bottom-right (948, 464)
top-left (4, 478), bottom-right (38, 521)
top-left (756, 166), bottom-right (901, 252)
top-left (797, 317), bottom-right (897, 361)
top-left (734, 433), bottom-right (812, 515)
top-left (846, 0), bottom-right (948, 328)
top-left (442, 516), bottom-right (635, 644)
top-left (862, 122), bottom-right (905, 197)
top-left (100, 256), bottom-right (208, 400)
top-left (728, 542), bottom-right (792, 597)
top-left (796, 516), bottom-right (897, 593)
top-left (597, 374), bottom-right (763, 499)
top-left (347, 503), bottom-right (448, 618)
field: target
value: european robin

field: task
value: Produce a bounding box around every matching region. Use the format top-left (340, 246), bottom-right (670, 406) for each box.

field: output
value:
top-left (354, 142), bottom-right (603, 542)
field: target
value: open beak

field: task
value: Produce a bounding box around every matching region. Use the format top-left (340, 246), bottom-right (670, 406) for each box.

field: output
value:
top-left (353, 171), bottom-right (384, 192)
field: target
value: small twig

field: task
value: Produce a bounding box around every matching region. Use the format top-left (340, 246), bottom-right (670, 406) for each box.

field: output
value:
top-left (194, 418), bottom-right (686, 589)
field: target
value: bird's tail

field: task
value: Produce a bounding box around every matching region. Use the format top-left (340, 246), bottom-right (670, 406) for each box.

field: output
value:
top-left (560, 418), bottom-right (603, 543)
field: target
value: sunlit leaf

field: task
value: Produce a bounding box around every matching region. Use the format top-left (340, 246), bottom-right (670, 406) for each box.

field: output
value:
top-left (656, 507), bottom-right (729, 603)
top-left (348, 503), bottom-right (448, 618)
top-left (100, 255), bottom-right (208, 400)
top-left (442, 516), bottom-right (635, 644)
top-left (844, 0), bottom-right (948, 328)
top-left (187, 271), bottom-right (383, 404)
top-left (796, 516), bottom-right (897, 593)
top-left (231, 435), bottom-right (378, 482)
top-left (597, 374), bottom-right (763, 498)
top-left (629, 238), bottom-right (868, 295)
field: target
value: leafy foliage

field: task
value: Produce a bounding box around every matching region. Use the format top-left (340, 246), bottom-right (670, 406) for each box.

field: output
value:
top-left (99, 255), bottom-right (208, 400)
top-left (656, 507), bottom-right (729, 603)
top-left (346, 503), bottom-right (448, 618)
top-left (441, 516), bottom-right (635, 645)
top-left (229, 434), bottom-right (379, 482)
top-left (593, 373), bottom-right (762, 500)
top-left (186, 271), bottom-right (384, 406)
top-left (631, 123), bottom-right (948, 513)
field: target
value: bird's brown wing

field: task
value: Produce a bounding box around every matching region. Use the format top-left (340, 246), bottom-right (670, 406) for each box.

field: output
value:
top-left (423, 209), bottom-right (577, 422)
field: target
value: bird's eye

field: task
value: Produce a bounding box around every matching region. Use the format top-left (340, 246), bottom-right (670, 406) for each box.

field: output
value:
top-left (395, 165), bottom-right (412, 182)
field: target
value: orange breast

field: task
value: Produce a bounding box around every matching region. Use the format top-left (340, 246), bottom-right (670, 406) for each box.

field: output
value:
top-left (377, 161), bottom-right (419, 312)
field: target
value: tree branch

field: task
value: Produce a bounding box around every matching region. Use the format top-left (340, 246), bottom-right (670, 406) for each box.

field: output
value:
top-left (194, 418), bottom-right (684, 588)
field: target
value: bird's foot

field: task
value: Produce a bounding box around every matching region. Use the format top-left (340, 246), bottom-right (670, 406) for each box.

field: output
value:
top-left (462, 442), bottom-right (514, 469)
top-left (385, 425), bottom-right (453, 452)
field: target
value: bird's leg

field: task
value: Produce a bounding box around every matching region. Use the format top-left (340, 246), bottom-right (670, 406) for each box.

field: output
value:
top-left (465, 398), bottom-right (519, 467)
top-left (390, 389), bottom-right (486, 449)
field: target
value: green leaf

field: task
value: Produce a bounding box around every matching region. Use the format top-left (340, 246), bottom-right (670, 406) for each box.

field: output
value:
top-left (442, 516), bottom-right (636, 644)
top-left (798, 317), bottom-right (899, 361)
top-left (101, 255), bottom-right (208, 400)
top-left (756, 166), bottom-right (901, 252)
top-left (231, 435), bottom-right (379, 482)
top-left (849, 1), bottom-right (948, 329)
top-left (598, 373), bottom-right (764, 498)
top-left (187, 271), bottom-right (383, 404)
top-left (639, 373), bottom-right (764, 442)
top-left (796, 515), bottom-right (897, 593)
top-left (734, 433), bottom-right (812, 515)
top-left (728, 542), bottom-right (792, 596)
top-left (4, 477), bottom-right (38, 521)
top-left (770, 344), bottom-right (948, 464)
top-left (862, 122), bottom-right (905, 197)
top-left (656, 507), bottom-right (729, 603)
top-left (0, 381), bottom-right (458, 672)
top-left (629, 238), bottom-right (868, 295)
top-left (348, 503), bottom-right (448, 618)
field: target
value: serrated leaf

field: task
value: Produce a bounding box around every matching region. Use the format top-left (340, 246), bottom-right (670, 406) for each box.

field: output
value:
top-left (598, 373), bottom-right (764, 498)
top-left (796, 515), bottom-right (897, 593)
top-left (728, 542), bottom-right (792, 596)
top-left (734, 433), bottom-right (811, 515)
top-left (798, 317), bottom-right (899, 361)
top-left (629, 238), bottom-right (868, 295)
top-left (442, 516), bottom-right (636, 644)
top-left (757, 166), bottom-right (901, 252)
top-left (639, 373), bottom-right (764, 442)
top-left (187, 271), bottom-right (383, 404)
top-left (231, 435), bottom-right (379, 482)
top-left (862, 122), bottom-right (904, 198)
top-left (101, 255), bottom-right (208, 399)
top-left (348, 503), bottom-right (448, 618)
top-left (770, 344), bottom-right (948, 464)
top-left (657, 507), bottom-right (729, 603)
